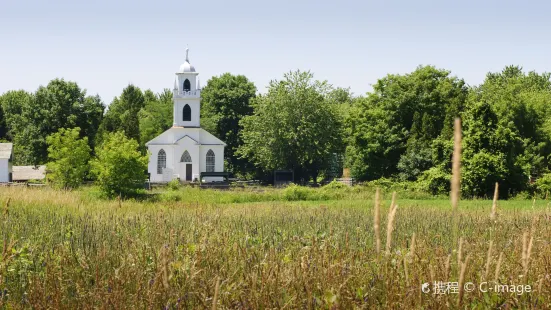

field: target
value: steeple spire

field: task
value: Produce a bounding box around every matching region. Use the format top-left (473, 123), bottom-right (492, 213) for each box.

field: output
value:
top-left (185, 47), bottom-right (189, 62)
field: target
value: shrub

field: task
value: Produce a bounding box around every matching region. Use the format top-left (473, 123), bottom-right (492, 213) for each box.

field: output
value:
top-left (417, 166), bottom-right (451, 195)
top-left (535, 173), bottom-right (551, 197)
top-left (46, 127), bottom-right (91, 189)
top-left (167, 179), bottom-right (181, 191)
top-left (323, 180), bottom-right (347, 190)
top-left (282, 184), bottom-right (320, 201)
top-left (90, 131), bottom-right (148, 198)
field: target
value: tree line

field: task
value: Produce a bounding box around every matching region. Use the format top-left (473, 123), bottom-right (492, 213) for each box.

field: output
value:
top-left (1, 65), bottom-right (551, 197)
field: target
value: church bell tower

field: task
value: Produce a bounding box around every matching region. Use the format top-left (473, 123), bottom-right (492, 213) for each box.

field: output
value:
top-left (173, 48), bottom-right (201, 127)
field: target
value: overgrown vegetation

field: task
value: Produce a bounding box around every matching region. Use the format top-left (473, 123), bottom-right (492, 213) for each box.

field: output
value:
top-left (1, 186), bottom-right (551, 308)
top-left (2, 66), bottom-right (551, 196)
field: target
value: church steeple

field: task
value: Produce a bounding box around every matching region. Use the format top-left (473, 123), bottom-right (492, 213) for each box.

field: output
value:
top-left (173, 47), bottom-right (201, 127)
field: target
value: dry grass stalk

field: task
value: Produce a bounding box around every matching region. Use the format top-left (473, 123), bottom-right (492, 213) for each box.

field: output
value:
top-left (3, 197), bottom-right (10, 217)
top-left (490, 183), bottom-right (498, 221)
top-left (161, 245), bottom-right (170, 289)
top-left (444, 254), bottom-right (451, 281)
top-left (451, 118), bottom-right (462, 212)
top-left (522, 231), bottom-right (534, 277)
top-left (403, 256), bottom-right (409, 284)
top-left (458, 255), bottom-right (470, 307)
top-left (385, 195), bottom-right (398, 255)
top-left (457, 237), bottom-right (463, 269)
top-left (409, 233), bottom-right (416, 259)
top-left (374, 188), bottom-right (381, 254)
top-left (494, 252), bottom-right (504, 282)
top-left (483, 240), bottom-right (493, 281)
top-left (538, 277), bottom-right (544, 295)
top-left (212, 276), bottom-right (220, 310)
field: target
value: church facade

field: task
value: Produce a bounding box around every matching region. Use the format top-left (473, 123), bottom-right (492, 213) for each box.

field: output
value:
top-left (146, 49), bottom-right (226, 183)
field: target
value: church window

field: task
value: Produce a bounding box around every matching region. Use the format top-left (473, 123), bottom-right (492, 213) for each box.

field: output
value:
top-left (206, 149), bottom-right (215, 172)
top-left (180, 150), bottom-right (192, 162)
top-left (183, 79), bottom-right (191, 91)
top-left (183, 104), bottom-right (191, 121)
top-left (157, 149), bottom-right (166, 174)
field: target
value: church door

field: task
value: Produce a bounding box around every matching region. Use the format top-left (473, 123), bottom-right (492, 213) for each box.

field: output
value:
top-left (186, 164), bottom-right (192, 181)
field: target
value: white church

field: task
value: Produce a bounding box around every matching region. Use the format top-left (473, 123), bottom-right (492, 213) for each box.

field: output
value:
top-left (146, 49), bottom-right (226, 183)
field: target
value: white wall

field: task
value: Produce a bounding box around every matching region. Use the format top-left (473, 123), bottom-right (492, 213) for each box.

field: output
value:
top-left (0, 159), bottom-right (9, 183)
top-left (147, 145), bottom-right (175, 183)
top-left (199, 145), bottom-right (224, 172)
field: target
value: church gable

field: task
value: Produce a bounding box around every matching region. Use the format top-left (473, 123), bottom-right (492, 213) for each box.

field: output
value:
top-left (174, 134), bottom-right (200, 145)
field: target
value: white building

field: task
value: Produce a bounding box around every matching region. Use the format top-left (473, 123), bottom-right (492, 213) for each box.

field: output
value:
top-left (0, 143), bottom-right (13, 183)
top-left (146, 49), bottom-right (226, 183)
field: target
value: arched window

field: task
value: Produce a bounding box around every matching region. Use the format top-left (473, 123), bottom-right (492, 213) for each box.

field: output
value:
top-left (183, 104), bottom-right (191, 121)
top-left (183, 79), bottom-right (191, 91)
top-left (206, 149), bottom-right (215, 172)
top-left (157, 149), bottom-right (166, 174)
top-left (180, 150), bottom-right (192, 162)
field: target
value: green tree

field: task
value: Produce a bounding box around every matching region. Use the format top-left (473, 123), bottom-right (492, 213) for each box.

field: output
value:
top-left (91, 131), bottom-right (148, 197)
top-left (238, 70), bottom-right (344, 183)
top-left (98, 85), bottom-right (145, 145)
top-left (1, 80), bottom-right (104, 165)
top-left (138, 89), bottom-right (173, 147)
top-left (201, 73), bottom-right (257, 177)
top-left (346, 66), bottom-right (467, 181)
top-left (46, 127), bottom-right (91, 189)
top-left (461, 66), bottom-right (551, 197)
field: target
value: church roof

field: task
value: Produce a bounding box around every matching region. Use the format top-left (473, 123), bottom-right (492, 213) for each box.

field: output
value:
top-left (145, 127), bottom-right (226, 147)
top-left (0, 143), bottom-right (13, 159)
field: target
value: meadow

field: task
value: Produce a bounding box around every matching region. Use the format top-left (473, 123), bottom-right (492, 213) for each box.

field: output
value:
top-left (1, 185), bottom-right (550, 309)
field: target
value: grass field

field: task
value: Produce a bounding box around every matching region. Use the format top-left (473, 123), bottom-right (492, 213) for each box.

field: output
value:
top-left (1, 185), bottom-right (551, 309)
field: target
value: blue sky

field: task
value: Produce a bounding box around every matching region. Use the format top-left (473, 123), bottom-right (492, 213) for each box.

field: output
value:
top-left (1, 0), bottom-right (550, 104)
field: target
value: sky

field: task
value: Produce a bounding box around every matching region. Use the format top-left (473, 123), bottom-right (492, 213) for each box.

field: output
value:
top-left (1, 0), bottom-right (551, 104)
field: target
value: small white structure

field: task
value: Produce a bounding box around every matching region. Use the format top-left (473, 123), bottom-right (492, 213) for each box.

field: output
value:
top-left (146, 49), bottom-right (226, 183)
top-left (0, 143), bottom-right (13, 183)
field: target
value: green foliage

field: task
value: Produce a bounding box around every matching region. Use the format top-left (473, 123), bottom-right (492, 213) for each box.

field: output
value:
top-left (98, 85), bottom-right (145, 146)
top-left (346, 65), bottom-right (467, 181)
top-left (201, 73), bottom-right (257, 177)
top-left (0, 80), bottom-right (104, 165)
top-left (138, 89), bottom-right (173, 147)
top-left (534, 173), bottom-right (551, 196)
top-left (416, 166), bottom-right (451, 195)
top-left (239, 70), bottom-right (344, 183)
top-left (46, 127), bottom-right (91, 189)
top-left (282, 184), bottom-right (316, 201)
top-left (166, 178), bottom-right (181, 191)
top-left (91, 131), bottom-right (148, 197)
top-left (461, 66), bottom-right (551, 197)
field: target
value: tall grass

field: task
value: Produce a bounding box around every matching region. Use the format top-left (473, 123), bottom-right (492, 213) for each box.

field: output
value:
top-left (1, 186), bottom-right (551, 308)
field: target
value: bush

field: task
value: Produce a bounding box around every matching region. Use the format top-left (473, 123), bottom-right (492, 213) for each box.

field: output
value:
top-left (46, 127), bottom-right (91, 189)
top-left (167, 179), bottom-right (181, 191)
top-left (283, 184), bottom-right (314, 201)
top-left (91, 131), bottom-right (148, 198)
top-left (535, 173), bottom-right (551, 197)
top-left (416, 167), bottom-right (450, 195)
top-left (323, 180), bottom-right (347, 190)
